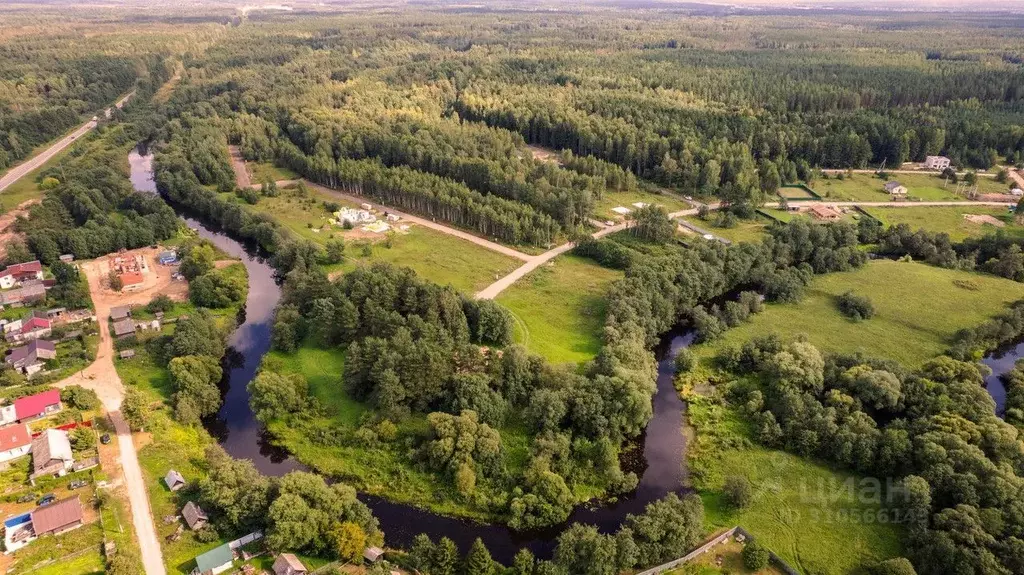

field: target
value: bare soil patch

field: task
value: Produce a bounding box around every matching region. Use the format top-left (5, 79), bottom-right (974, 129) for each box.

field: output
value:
top-left (0, 199), bottom-right (39, 259)
top-left (964, 213), bottom-right (1006, 227)
top-left (526, 144), bottom-right (562, 164)
top-left (228, 145), bottom-right (251, 188)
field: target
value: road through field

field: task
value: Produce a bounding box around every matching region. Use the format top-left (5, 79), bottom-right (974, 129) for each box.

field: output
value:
top-left (0, 91), bottom-right (135, 194)
top-left (475, 207), bottom-right (700, 300)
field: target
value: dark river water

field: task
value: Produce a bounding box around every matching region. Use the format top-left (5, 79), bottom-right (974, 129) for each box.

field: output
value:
top-left (128, 146), bottom-right (694, 560)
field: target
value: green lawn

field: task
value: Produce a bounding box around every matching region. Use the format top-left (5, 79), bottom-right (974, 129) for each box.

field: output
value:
top-left (242, 189), bottom-right (521, 293)
top-left (496, 255), bottom-right (622, 365)
top-left (688, 396), bottom-right (904, 575)
top-left (813, 172), bottom-right (1008, 202)
top-left (693, 259), bottom-right (1024, 367)
top-left (6, 522), bottom-right (105, 575)
top-left (248, 162), bottom-right (298, 183)
top-left (593, 189), bottom-right (691, 221)
top-left (682, 217), bottom-right (772, 244)
top-left (863, 206), bottom-right (1024, 241)
top-left (777, 185), bottom-right (818, 200)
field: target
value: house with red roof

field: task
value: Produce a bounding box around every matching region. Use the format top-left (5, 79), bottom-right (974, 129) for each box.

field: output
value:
top-left (14, 389), bottom-right (62, 422)
top-left (0, 261), bottom-right (43, 290)
top-left (5, 315), bottom-right (52, 343)
top-left (0, 424), bottom-right (32, 463)
top-left (120, 272), bottom-right (145, 291)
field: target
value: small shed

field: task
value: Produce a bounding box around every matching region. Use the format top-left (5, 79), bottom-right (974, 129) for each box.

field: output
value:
top-left (119, 349), bottom-right (136, 360)
top-left (182, 501), bottom-right (209, 531)
top-left (363, 546), bottom-right (384, 563)
top-left (1011, 188), bottom-right (1023, 197)
top-left (194, 543), bottom-right (233, 575)
top-left (884, 181), bottom-right (908, 196)
top-left (272, 553), bottom-right (307, 575)
top-left (59, 255), bottom-right (75, 264)
top-left (164, 469), bottom-right (186, 492)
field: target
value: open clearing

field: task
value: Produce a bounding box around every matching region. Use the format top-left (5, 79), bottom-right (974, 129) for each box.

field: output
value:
top-left (863, 205), bottom-right (1024, 241)
top-left (239, 188), bottom-right (521, 293)
top-left (813, 172), bottom-right (1008, 202)
top-left (593, 189), bottom-right (691, 221)
top-left (680, 216), bottom-right (772, 244)
top-left (496, 255), bottom-right (622, 365)
top-left (689, 397), bottom-right (903, 575)
top-left (693, 259), bottom-right (1024, 367)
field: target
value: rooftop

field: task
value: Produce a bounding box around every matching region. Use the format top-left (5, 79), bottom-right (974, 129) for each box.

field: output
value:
top-left (0, 424), bottom-right (32, 452)
top-left (14, 389), bottom-right (61, 420)
top-left (31, 496), bottom-right (82, 535)
top-left (196, 543), bottom-right (233, 573)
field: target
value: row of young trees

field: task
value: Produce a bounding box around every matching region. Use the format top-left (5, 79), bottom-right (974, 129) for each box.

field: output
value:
top-left (716, 335), bottom-right (1024, 574)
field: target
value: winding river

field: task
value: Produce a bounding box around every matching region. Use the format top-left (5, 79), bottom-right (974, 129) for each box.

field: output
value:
top-left (129, 146), bottom-right (694, 561)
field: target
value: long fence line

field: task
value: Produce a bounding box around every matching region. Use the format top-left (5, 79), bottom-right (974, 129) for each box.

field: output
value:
top-left (635, 526), bottom-right (799, 575)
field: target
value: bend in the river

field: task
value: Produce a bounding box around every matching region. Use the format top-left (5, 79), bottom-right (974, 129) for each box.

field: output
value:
top-left (130, 146), bottom-right (693, 561)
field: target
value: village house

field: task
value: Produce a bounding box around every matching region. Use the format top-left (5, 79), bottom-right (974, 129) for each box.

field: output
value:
top-left (165, 469), bottom-right (186, 491)
top-left (4, 339), bottom-right (57, 377)
top-left (5, 312), bottom-right (52, 343)
top-left (924, 155), bottom-right (951, 170)
top-left (0, 283), bottom-right (47, 308)
top-left (182, 501), bottom-right (209, 531)
top-left (110, 305), bottom-right (132, 320)
top-left (119, 349), bottom-right (136, 360)
top-left (158, 250), bottom-right (179, 265)
top-left (809, 205), bottom-right (842, 222)
top-left (193, 543), bottom-right (234, 575)
top-left (58, 254), bottom-right (74, 264)
top-left (30, 428), bottom-right (74, 482)
top-left (0, 424), bottom-right (32, 464)
top-left (884, 181), bottom-right (908, 197)
top-left (0, 261), bottom-right (44, 290)
top-left (31, 496), bottom-right (84, 537)
top-left (113, 318), bottom-right (136, 338)
top-left (272, 554), bottom-right (307, 575)
top-left (14, 389), bottom-right (63, 422)
top-left (4, 513), bottom-right (34, 553)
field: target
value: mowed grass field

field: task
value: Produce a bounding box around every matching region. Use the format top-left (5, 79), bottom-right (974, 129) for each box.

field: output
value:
top-left (814, 172), bottom-right (1008, 202)
top-left (863, 205), bottom-right (1024, 241)
top-left (680, 216), bottom-right (772, 244)
top-left (240, 187), bottom-right (521, 293)
top-left (497, 255), bottom-right (623, 365)
top-left (694, 259), bottom-right (1024, 367)
top-left (689, 397), bottom-right (904, 575)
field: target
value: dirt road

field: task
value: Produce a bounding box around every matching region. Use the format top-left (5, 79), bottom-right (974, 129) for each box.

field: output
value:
top-left (475, 207), bottom-right (699, 300)
top-left (53, 254), bottom-right (171, 575)
top-left (0, 91), bottom-right (135, 194)
top-left (228, 145), bottom-right (252, 189)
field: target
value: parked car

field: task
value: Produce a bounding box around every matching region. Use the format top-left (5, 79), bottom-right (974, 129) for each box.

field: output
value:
top-left (68, 480), bottom-right (89, 490)
top-left (17, 493), bottom-right (38, 504)
top-left (100, 433), bottom-right (111, 444)
top-left (37, 494), bottom-right (56, 506)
